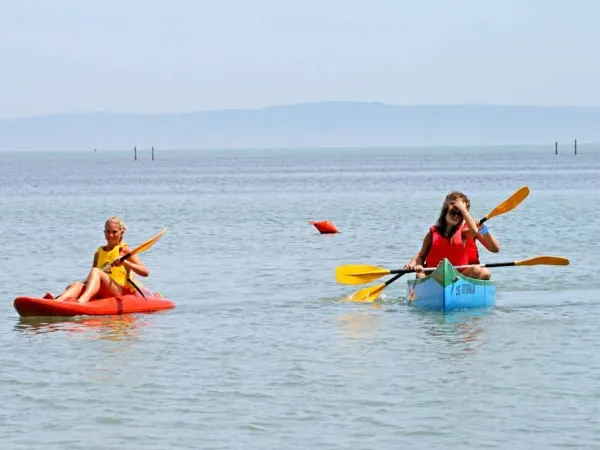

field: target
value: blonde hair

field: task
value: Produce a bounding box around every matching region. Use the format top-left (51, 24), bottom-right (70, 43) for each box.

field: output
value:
top-left (105, 217), bottom-right (127, 243)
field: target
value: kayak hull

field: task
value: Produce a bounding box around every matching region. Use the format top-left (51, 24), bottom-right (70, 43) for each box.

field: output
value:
top-left (14, 294), bottom-right (175, 317)
top-left (406, 258), bottom-right (496, 312)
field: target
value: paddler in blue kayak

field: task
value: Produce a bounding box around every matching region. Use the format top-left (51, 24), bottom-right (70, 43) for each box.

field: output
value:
top-left (46, 217), bottom-right (150, 303)
top-left (404, 192), bottom-right (500, 280)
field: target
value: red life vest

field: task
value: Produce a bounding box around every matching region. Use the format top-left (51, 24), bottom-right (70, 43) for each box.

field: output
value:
top-left (425, 225), bottom-right (469, 268)
top-left (462, 223), bottom-right (480, 264)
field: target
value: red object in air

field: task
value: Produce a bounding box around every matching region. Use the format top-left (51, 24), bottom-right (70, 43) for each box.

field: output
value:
top-left (309, 220), bottom-right (339, 234)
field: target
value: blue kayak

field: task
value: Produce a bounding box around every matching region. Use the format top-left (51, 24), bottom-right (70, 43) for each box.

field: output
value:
top-left (406, 258), bottom-right (496, 312)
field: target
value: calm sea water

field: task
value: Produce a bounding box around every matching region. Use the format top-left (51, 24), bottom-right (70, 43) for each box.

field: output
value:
top-left (1, 146), bottom-right (599, 449)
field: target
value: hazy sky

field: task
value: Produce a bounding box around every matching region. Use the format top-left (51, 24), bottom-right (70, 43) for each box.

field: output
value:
top-left (1, 0), bottom-right (599, 118)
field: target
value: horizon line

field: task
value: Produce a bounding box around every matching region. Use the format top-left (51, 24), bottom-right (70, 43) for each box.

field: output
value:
top-left (3, 101), bottom-right (600, 120)
top-left (2, 142), bottom-right (597, 153)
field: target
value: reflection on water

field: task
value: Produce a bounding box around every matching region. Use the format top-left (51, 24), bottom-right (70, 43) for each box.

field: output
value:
top-left (14, 314), bottom-right (147, 342)
top-left (334, 303), bottom-right (383, 339)
top-left (410, 307), bottom-right (493, 357)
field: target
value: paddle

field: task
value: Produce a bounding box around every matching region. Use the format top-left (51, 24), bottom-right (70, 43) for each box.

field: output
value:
top-left (337, 255), bottom-right (570, 285)
top-left (340, 255), bottom-right (569, 285)
top-left (341, 256), bottom-right (569, 303)
top-left (339, 186), bottom-right (530, 302)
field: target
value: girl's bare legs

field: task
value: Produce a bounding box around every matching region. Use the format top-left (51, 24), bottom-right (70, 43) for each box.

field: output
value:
top-left (77, 268), bottom-right (123, 303)
top-left (462, 266), bottom-right (491, 280)
top-left (55, 282), bottom-right (86, 301)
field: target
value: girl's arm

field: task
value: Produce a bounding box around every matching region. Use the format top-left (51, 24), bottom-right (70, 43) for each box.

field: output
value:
top-left (404, 231), bottom-right (432, 270)
top-left (452, 200), bottom-right (479, 238)
top-left (81, 251), bottom-right (99, 283)
top-left (117, 247), bottom-right (150, 277)
top-left (476, 226), bottom-right (500, 253)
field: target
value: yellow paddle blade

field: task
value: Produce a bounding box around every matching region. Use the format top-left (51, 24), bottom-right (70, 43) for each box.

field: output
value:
top-left (515, 256), bottom-right (570, 266)
top-left (484, 186), bottom-right (530, 221)
top-left (128, 227), bottom-right (168, 257)
top-left (341, 282), bottom-right (385, 303)
top-left (335, 264), bottom-right (391, 285)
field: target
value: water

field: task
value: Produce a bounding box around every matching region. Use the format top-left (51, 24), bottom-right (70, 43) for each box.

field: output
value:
top-left (1, 146), bottom-right (599, 449)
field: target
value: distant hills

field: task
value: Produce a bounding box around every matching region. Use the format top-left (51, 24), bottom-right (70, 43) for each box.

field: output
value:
top-left (1, 102), bottom-right (599, 151)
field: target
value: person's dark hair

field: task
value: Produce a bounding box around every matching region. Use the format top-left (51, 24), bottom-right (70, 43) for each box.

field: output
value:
top-left (434, 192), bottom-right (470, 237)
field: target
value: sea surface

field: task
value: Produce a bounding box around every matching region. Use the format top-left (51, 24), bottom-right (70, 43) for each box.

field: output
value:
top-left (1, 145), bottom-right (599, 449)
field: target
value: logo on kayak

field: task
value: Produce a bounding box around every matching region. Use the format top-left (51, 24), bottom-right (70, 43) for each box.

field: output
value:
top-left (456, 284), bottom-right (475, 295)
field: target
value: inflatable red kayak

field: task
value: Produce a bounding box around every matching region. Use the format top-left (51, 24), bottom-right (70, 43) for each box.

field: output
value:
top-left (14, 294), bottom-right (175, 317)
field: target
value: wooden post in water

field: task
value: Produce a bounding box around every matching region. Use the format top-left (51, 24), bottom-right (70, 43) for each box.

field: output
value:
top-left (134, 146), bottom-right (137, 161)
top-left (152, 146), bottom-right (155, 161)
top-left (574, 139), bottom-right (577, 155)
top-left (555, 141), bottom-right (558, 155)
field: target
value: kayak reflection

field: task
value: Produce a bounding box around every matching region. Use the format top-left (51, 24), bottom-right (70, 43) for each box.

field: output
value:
top-left (411, 307), bottom-right (491, 356)
top-left (14, 314), bottom-right (147, 341)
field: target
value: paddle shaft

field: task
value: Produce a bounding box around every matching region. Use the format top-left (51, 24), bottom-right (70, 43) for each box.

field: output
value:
top-left (118, 252), bottom-right (135, 264)
top-left (383, 272), bottom-right (404, 286)
top-left (387, 257), bottom-right (570, 277)
top-left (127, 277), bottom-right (147, 299)
top-left (387, 260), bottom-right (518, 276)
top-left (99, 251), bottom-right (136, 273)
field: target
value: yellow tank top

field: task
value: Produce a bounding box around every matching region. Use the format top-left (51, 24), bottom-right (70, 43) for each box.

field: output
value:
top-left (96, 243), bottom-right (129, 287)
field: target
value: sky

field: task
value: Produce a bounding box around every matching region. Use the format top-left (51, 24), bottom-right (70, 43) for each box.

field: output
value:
top-left (1, 0), bottom-right (599, 118)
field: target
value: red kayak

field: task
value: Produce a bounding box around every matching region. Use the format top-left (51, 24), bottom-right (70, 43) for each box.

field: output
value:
top-left (14, 293), bottom-right (175, 317)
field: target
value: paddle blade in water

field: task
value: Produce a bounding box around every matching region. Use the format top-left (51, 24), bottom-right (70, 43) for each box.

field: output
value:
top-left (485, 186), bottom-right (530, 221)
top-left (341, 283), bottom-right (385, 303)
top-left (515, 256), bottom-right (570, 266)
top-left (335, 265), bottom-right (391, 285)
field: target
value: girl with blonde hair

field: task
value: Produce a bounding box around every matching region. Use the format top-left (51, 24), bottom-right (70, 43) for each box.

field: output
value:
top-left (48, 217), bottom-right (150, 303)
